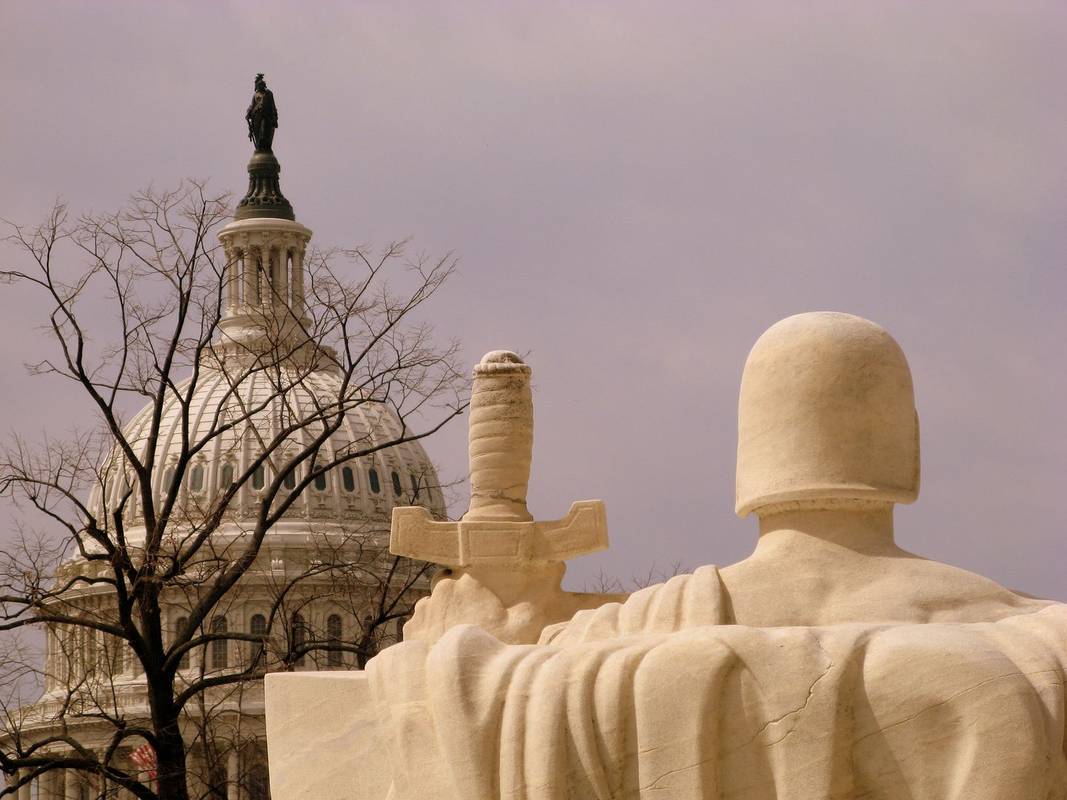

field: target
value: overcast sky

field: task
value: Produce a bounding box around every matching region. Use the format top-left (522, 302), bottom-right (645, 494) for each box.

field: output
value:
top-left (1, 1), bottom-right (1064, 600)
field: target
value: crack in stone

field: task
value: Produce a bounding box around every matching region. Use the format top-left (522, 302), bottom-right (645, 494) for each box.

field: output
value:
top-left (853, 668), bottom-right (1064, 746)
top-left (727, 640), bottom-right (836, 755)
top-left (643, 644), bottom-right (837, 791)
top-left (642, 753), bottom-right (720, 792)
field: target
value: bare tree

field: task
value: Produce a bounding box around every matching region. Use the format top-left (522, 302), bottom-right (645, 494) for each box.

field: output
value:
top-left (582, 562), bottom-right (688, 595)
top-left (0, 183), bottom-right (467, 800)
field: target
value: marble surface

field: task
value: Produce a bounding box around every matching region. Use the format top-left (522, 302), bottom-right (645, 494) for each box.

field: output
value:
top-left (266, 315), bottom-right (1067, 799)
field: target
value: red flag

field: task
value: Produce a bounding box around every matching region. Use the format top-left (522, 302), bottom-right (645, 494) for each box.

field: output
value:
top-left (130, 742), bottom-right (158, 780)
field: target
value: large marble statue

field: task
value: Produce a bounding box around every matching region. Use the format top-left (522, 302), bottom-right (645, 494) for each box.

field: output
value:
top-left (265, 312), bottom-right (1067, 800)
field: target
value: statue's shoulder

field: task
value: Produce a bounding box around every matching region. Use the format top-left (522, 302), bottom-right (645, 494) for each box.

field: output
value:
top-left (541, 565), bottom-right (728, 646)
top-left (880, 556), bottom-right (1057, 623)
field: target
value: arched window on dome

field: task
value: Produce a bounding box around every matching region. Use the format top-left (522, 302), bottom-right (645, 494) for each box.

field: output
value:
top-left (161, 466), bottom-right (175, 497)
top-left (250, 613), bottom-right (267, 668)
top-left (291, 612), bottom-right (307, 667)
top-left (190, 464), bottom-right (205, 493)
top-left (313, 471), bottom-right (328, 492)
top-left (342, 466), bottom-right (356, 493)
top-left (219, 463), bottom-right (234, 490)
top-left (410, 473), bottom-right (422, 500)
top-left (391, 471), bottom-right (402, 497)
top-left (368, 469), bottom-right (381, 494)
top-left (327, 614), bottom-right (343, 667)
top-left (210, 616), bottom-right (228, 670)
top-left (252, 464), bottom-right (266, 491)
top-left (283, 468), bottom-right (297, 491)
top-left (176, 616), bottom-right (190, 669)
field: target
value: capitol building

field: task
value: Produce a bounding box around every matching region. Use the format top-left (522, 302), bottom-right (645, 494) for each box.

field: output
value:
top-left (2, 83), bottom-right (445, 800)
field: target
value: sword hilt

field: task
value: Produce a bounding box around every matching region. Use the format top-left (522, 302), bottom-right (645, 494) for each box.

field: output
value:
top-left (465, 351), bottom-right (534, 522)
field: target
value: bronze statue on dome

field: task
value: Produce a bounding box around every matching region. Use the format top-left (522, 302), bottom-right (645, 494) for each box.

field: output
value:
top-left (235, 74), bottom-right (293, 221)
top-left (246, 73), bottom-right (278, 152)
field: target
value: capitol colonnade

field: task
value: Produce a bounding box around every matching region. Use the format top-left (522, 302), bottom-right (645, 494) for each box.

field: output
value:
top-left (9, 742), bottom-right (267, 799)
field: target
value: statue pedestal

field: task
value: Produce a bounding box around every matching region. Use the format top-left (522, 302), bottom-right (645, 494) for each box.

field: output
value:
top-left (235, 150), bottom-right (294, 221)
top-left (265, 672), bottom-right (387, 800)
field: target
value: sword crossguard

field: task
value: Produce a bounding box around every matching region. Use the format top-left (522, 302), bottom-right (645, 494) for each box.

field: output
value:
top-left (391, 500), bottom-right (608, 568)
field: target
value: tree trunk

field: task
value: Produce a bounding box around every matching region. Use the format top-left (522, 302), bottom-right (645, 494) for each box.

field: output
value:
top-left (153, 720), bottom-right (190, 800)
top-left (146, 670), bottom-right (190, 800)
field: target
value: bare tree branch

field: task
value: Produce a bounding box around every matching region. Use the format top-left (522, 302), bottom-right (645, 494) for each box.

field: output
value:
top-left (0, 186), bottom-right (466, 800)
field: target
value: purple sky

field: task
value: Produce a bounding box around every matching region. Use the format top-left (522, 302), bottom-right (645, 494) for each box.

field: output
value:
top-left (1, 2), bottom-right (1064, 600)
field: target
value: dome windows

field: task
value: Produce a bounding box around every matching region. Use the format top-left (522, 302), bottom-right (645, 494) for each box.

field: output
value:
top-left (210, 616), bottom-right (229, 670)
top-left (291, 613), bottom-right (307, 667)
top-left (313, 472), bottom-right (328, 492)
top-left (391, 471), bottom-right (402, 497)
top-left (161, 466), bottom-right (175, 497)
top-left (176, 616), bottom-right (190, 669)
top-left (283, 469), bottom-right (296, 491)
top-left (327, 614), bottom-right (343, 667)
top-left (250, 613), bottom-right (267, 667)
top-left (95, 370), bottom-right (446, 528)
top-left (368, 469), bottom-right (381, 494)
top-left (190, 464), bottom-right (205, 493)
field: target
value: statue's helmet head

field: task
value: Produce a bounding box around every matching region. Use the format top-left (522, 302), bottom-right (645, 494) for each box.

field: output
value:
top-left (735, 312), bottom-right (919, 517)
top-left (255, 73), bottom-right (266, 89)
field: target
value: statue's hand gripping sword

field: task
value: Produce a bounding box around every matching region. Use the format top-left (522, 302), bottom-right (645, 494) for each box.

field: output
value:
top-left (390, 351), bottom-right (610, 640)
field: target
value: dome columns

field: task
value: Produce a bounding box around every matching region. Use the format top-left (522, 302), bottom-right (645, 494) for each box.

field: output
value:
top-left (217, 218), bottom-right (312, 352)
top-left (220, 218), bottom-right (310, 317)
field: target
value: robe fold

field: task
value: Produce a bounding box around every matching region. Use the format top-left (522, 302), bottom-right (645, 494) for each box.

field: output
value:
top-left (366, 566), bottom-right (1067, 799)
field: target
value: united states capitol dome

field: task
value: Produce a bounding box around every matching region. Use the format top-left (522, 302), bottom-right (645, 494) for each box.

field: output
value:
top-left (88, 213), bottom-right (445, 541)
top-left (90, 365), bottom-right (445, 540)
top-left (11, 78), bottom-right (452, 800)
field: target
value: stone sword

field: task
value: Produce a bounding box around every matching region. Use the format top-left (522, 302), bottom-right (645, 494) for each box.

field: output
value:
top-left (390, 350), bottom-right (608, 574)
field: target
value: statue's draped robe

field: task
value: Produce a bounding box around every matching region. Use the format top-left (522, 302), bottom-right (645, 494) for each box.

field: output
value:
top-left (366, 566), bottom-right (1067, 799)
top-left (247, 89), bottom-right (277, 151)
